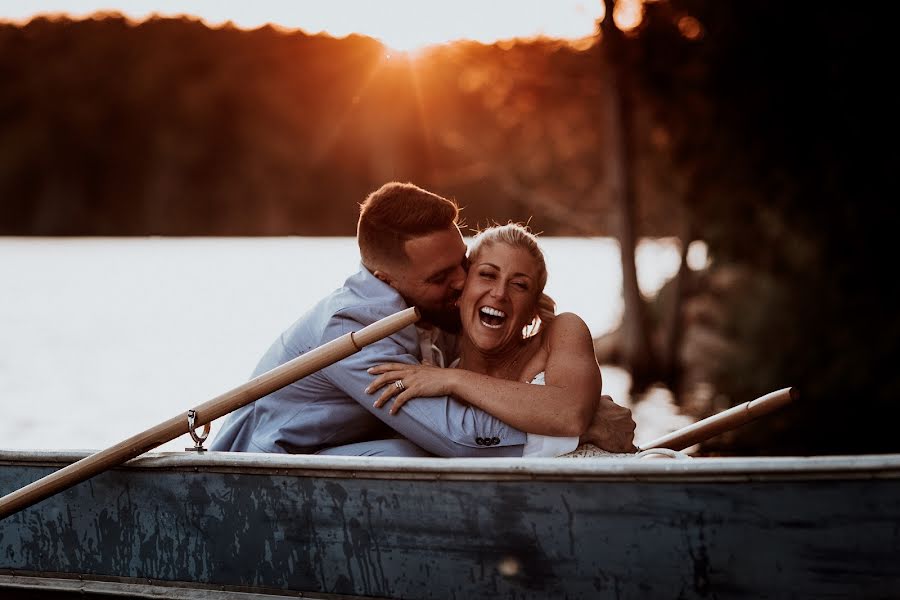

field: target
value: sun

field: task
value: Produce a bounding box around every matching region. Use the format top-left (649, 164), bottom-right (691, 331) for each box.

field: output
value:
top-left (371, 26), bottom-right (447, 54)
top-left (351, 1), bottom-right (605, 51)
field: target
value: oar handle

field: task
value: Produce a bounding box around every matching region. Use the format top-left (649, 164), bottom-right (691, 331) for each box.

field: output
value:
top-left (638, 386), bottom-right (797, 452)
top-left (0, 307), bottom-right (420, 520)
top-left (190, 306), bottom-right (421, 426)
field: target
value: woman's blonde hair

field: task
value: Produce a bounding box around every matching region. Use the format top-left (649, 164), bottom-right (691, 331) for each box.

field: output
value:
top-left (468, 222), bottom-right (556, 338)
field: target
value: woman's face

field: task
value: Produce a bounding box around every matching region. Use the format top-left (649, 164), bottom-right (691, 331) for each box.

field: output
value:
top-left (459, 242), bottom-right (541, 354)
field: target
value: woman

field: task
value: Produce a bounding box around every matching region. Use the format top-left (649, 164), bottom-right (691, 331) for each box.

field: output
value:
top-left (367, 223), bottom-right (635, 454)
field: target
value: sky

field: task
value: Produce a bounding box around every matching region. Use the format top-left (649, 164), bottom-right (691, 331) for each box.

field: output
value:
top-left (0, 1), bottom-right (607, 50)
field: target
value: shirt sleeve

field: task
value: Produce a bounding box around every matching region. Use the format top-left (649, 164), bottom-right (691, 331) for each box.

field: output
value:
top-left (322, 308), bottom-right (528, 458)
top-left (523, 434), bottom-right (579, 457)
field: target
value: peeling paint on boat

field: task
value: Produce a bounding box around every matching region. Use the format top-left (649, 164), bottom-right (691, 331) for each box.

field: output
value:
top-left (1, 451), bottom-right (899, 598)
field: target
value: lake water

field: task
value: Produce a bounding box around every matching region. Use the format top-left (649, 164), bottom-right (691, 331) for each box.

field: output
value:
top-left (0, 237), bottom-right (696, 453)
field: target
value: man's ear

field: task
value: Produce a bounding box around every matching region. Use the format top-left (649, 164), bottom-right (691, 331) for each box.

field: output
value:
top-left (372, 269), bottom-right (398, 289)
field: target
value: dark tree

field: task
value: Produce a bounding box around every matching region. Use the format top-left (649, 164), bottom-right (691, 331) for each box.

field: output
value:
top-left (624, 0), bottom-right (900, 453)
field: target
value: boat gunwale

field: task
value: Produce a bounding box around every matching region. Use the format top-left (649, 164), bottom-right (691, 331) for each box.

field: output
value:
top-left (0, 571), bottom-right (365, 599)
top-left (2, 450), bottom-right (900, 482)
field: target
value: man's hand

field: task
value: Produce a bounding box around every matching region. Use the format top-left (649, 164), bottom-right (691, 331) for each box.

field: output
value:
top-left (581, 395), bottom-right (637, 453)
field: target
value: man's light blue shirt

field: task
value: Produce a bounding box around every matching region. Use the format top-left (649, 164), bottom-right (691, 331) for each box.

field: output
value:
top-left (211, 265), bottom-right (528, 457)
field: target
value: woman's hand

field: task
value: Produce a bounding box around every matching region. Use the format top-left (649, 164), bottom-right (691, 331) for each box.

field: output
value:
top-left (366, 363), bottom-right (459, 415)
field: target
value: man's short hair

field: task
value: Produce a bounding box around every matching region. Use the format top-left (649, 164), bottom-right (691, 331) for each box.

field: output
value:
top-left (357, 182), bottom-right (460, 270)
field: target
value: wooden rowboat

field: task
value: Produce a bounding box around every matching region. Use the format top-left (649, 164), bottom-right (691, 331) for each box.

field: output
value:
top-left (2, 449), bottom-right (899, 599)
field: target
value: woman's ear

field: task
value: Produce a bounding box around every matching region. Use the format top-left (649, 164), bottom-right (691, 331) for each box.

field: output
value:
top-left (522, 314), bottom-right (540, 339)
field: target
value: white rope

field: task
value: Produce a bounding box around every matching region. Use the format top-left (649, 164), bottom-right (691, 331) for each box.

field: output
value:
top-left (635, 447), bottom-right (693, 460)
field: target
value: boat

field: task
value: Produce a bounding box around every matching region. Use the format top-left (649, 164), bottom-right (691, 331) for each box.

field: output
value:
top-left (0, 317), bottom-right (892, 600)
top-left (2, 449), bottom-right (899, 599)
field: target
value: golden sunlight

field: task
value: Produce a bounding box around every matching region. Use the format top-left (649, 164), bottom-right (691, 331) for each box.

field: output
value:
top-left (0, 0), bottom-right (606, 50)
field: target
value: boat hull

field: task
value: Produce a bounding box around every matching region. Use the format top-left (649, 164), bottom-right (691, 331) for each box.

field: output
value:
top-left (1, 451), bottom-right (899, 599)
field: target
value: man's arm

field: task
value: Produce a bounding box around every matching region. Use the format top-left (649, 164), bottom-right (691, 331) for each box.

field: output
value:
top-left (322, 311), bottom-right (528, 457)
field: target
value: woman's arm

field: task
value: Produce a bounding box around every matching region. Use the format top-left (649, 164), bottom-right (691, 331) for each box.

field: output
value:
top-left (367, 313), bottom-right (600, 437)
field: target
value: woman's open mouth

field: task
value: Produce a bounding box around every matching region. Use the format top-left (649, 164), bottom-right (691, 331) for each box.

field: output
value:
top-left (479, 306), bottom-right (507, 329)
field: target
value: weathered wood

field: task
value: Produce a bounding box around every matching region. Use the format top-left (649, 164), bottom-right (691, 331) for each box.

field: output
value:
top-left (638, 386), bottom-right (796, 451)
top-left (0, 307), bottom-right (420, 520)
top-left (1, 451), bottom-right (898, 599)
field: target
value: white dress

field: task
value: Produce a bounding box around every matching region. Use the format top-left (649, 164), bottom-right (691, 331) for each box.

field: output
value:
top-left (529, 371), bottom-right (631, 459)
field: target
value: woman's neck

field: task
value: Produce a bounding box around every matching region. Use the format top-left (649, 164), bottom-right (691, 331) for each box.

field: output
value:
top-left (458, 336), bottom-right (537, 381)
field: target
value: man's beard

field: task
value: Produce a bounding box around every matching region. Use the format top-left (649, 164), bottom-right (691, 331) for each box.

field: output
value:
top-left (418, 304), bottom-right (462, 334)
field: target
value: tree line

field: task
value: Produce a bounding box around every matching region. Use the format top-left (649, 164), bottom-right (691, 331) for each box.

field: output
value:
top-left (0, 14), bottom-right (674, 237)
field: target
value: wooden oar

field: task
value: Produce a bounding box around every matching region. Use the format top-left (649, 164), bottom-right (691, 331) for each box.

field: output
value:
top-left (0, 306), bottom-right (420, 520)
top-left (637, 386), bottom-right (797, 452)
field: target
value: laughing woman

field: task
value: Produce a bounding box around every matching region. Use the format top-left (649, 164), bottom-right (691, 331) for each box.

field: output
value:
top-left (367, 223), bottom-right (636, 455)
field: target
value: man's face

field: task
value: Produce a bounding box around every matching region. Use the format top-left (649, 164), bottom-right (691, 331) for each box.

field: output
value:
top-left (386, 226), bottom-right (468, 331)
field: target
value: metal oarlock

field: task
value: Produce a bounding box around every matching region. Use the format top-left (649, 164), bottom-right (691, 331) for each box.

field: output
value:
top-left (185, 409), bottom-right (210, 452)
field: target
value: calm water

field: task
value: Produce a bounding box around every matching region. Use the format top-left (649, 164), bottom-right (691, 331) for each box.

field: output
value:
top-left (0, 237), bottom-right (694, 452)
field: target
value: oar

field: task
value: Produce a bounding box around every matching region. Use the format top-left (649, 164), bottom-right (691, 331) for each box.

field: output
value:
top-left (0, 306), bottom-right (420, 519)
top-left (637, 386), bottom-right (797, 452)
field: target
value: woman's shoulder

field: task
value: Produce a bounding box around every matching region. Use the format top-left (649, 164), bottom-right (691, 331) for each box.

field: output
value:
top-left (543, 312), bottom-right (591, 340)
top-left (548, 311), bottom-right (589, 327)
top-left (540, 312), bottom-right (595, 358)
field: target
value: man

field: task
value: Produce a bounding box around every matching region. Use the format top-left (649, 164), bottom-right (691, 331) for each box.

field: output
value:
top-left (211, 182), bottom-right (635, 457)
